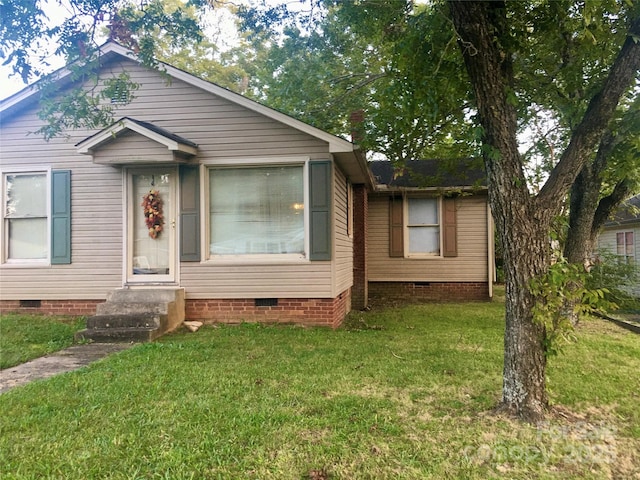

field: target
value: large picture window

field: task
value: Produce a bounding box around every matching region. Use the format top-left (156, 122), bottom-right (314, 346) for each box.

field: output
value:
top-left (407, 197), bottom-right (440, 255)
top-left (3, 172), bottom-right (48, 261)
top-left (209, 165), bottom-right (305, 256)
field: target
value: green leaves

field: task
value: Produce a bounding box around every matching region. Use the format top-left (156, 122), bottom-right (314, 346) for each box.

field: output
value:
top-left (35, 71), bottom-right (140, 140)
top-left (237, 0), bottom-right (475, 161)
top-left (2, 0), bottom-right (212, 137)
top-left (529, 259), bottom-right (618, 358)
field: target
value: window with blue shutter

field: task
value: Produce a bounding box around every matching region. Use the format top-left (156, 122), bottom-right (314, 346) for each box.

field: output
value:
top-left (51, 170), bottom-right (72, 264)
top-left (309, 160), bottom-right (332, 261)
top-left (179, 165), bottom-right (201, 262)
top-left (204, 160), bottom-right (332, 261)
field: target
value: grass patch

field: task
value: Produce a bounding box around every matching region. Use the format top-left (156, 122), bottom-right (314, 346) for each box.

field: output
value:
top-left (0, 314), bottom-right (86, 369)
top-left (0, 302), bottom-right (638, 479)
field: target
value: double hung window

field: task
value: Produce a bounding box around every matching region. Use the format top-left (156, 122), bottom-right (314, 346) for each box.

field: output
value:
top-left (616, 231), bottom-right (635, 264)
top-left (389, 195), bottom-right (457, 258)
top-left (407, 197), bottom-right (440, 255)
top-left (3, 172), bottom-right (48, 261)
top-left (2, 169), bottom-right (71, 265)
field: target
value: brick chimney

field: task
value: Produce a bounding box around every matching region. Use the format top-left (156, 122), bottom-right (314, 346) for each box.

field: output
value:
top-left (349, 109), bottom-right (365, 144)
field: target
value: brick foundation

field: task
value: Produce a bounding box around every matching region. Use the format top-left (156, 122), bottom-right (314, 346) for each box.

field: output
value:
top-left (1, 291), bottom-right (353, 328)
top-left (185, 289), bottom-right (352, 329)
top-left (0, 300), bottom-right (102, 316)
top-left (368, 282), bottom-right (489, 304)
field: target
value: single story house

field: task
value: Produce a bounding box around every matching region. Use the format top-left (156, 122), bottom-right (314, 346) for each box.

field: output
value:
top-left (0, 42), bottom-right (494, 332)
top-left (597, 194), bottom-right (640, 297)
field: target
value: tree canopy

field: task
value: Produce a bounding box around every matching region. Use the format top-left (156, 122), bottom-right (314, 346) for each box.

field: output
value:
top-left (238, 1), bottom-right (480, 161)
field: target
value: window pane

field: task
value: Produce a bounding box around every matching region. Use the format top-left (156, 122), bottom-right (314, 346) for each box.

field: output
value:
top-left (617, 232), bottom-right (625, 255)
top-left (626, 232), bottom-right (634, 255)
top-left (132, 173), bottom-right (172, 275)
top-left (8, 218), bottom-right (47, 259)
top-left (209, 166), bottom-right (304, 255)
top-left (408, 198), bottom-right (438, 225)
top-left (5, 174), bottom-right (47, 217)
top-left (408, 226), bottom-right (440, 254)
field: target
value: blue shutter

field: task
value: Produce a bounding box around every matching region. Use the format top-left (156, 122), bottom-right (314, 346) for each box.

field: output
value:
top-left (51, 170), bottom-right (71, 264)
top-left (309, 160), bottom-right (332, 261)
top-left (180, 165), bottom-right (201, 261)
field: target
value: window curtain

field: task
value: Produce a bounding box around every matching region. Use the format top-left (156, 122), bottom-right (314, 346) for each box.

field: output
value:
top-left (209, 166), bottom-right (304, 255)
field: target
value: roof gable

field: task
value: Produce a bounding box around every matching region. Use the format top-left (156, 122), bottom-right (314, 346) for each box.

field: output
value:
top-left (604, 195), bottom-right (640, 226)
top-left (1, 42), bottom-right (356, 155)
top-left (76, 117), bottom-right (198, 156)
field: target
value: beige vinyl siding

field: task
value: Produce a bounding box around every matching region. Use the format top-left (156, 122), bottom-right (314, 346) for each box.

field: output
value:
top-left (93, 131), bottom-right (174, 164)
top-left (367, 193), bottom-right (488, 282)
top-left (597, 225), bottom-right (640, 296)
top-left (179, 263), bottom-right (333, 298)
top-left (597, 224), bottom-right (640, 296)
top-left (97, 60), bottom-right (331, 157)
top-left (1, 57), bottom-right (347, 301)
top-left (333, 166), bottom-right (353, 296)
top-left (0, 163), bottom-right (123, 299)
top-left (598, 225), bottom-right (640, 260)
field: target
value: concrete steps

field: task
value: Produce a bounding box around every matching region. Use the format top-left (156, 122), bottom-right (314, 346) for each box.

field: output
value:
top-left (76, 288), bottom-right (185, 343)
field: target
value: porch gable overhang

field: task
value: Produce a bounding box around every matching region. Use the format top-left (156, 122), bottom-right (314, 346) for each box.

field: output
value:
top-left (76, 117), bottom-right (198, 164)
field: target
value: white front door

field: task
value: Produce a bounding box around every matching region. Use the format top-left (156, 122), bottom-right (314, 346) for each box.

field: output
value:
top-left (126, 167), bottom-right (177, 284)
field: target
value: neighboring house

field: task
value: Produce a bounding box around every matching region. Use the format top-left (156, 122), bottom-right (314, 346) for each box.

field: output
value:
top-left (0, 42), bottom-right (493, 329)
top-left (597, 194), bottom-right (640, 297)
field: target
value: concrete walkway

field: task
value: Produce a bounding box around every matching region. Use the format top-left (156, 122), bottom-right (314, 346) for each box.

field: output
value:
top-left (0, 343), bottom-right (133, 394)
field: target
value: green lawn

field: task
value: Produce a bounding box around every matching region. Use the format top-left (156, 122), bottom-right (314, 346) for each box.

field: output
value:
top-left (0, 314), bottom-right (86, 369)
top-left (0, 302), bottom-right (638, 479)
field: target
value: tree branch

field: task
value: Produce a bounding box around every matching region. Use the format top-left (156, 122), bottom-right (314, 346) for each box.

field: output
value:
top-left (448, 0), bottom-right (531, 212)
top-left (592, 179), bottom-right (634, 237)
top-left (537, 15), bottom-right (640, 208)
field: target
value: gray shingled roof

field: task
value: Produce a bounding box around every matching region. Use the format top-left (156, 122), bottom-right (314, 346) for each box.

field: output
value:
top-left (604, 195), bottom-right (640, 226)
top-left (125, 117), bottom-right (198, 148)
top-left (369, 159), bottom-right (486, 189)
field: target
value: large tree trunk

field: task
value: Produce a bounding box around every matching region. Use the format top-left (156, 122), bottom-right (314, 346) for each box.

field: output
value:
top-left (499, 208), bottom-right (551, 420)
top-left (565, 167), bottom-right (601, 265)
top-left (449, 0), bottom-right (640, 422)
top-left (448, 0), bottom-right (553, 422)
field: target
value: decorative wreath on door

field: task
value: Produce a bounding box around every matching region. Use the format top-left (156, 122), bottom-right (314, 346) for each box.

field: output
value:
top-left (141, 189), bottom-right (164, 239)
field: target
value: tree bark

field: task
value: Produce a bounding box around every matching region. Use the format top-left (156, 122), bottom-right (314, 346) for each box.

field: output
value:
top-left (565, 166), bottom-right (602, 266)
top-left (449, 0), bottom-right (551, 422)
top-left (448, 0), bottom-right (640, 422)
top-left (564, 132), bottom-right (634, 265)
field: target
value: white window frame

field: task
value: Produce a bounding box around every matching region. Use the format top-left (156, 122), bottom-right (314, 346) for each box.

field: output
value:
top-left (616, 231), bottom-right (635, 264)
top-left (404, 195), bottom-right (443, 258)
top-left (1, 167), bottom-right (52, 266)
top-left (202, 157), bottom-right (311, 265)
